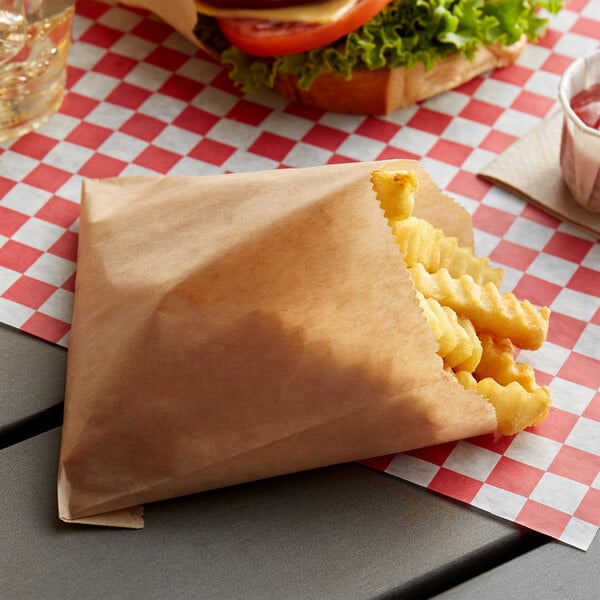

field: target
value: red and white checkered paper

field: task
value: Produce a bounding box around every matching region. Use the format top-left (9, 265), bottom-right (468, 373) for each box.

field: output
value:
top-left (0, 0), bottom-right (598, 549)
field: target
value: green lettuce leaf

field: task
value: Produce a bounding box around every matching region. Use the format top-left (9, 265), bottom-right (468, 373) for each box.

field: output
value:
top-left (193, 0), bottom-right (563, 92)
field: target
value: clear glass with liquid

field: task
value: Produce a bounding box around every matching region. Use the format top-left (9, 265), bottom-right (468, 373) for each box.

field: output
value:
top-left (0, 0), bottom-right (74, 143)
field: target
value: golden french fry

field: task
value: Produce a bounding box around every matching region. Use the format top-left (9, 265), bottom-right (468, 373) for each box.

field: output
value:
top-left (408, 263), bottom-right (550, 350)
top-left (453, 371), bottom-right (551, 436)
top-left (474, 378), bottom-right (551, 436)
top-left (369, 168), bottom-right (552, 436)
top-left (370, 169), bottom-right (418, 223)
top-left (416, 292), bottom-right (482, 372)
top-left (454, 316), bottom-right (482, 373)
top-left (393, 216), bottom-right (503, 287)
top-left (475, 333), bottom-right (537, 392)
top-left (453, 369), bottom-right (478, 391)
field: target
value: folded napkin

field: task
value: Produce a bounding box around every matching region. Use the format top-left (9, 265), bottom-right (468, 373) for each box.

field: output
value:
top-left (479, 110), bottom-right (600, 239)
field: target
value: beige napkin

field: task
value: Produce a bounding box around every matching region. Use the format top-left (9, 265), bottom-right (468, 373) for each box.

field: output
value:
top-left (479, 110), bottom-right (600, 239)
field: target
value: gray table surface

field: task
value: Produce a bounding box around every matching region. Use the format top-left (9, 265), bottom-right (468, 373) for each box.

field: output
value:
top-left (1, 322), bottom-right (597, 599)
top-left (434, 535), bottom-right (599, 600)
top-left (0, 323), bottom-right (66, 444)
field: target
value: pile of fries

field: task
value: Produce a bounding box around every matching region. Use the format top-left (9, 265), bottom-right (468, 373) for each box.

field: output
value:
top-left (371, 170), bottom-right (551, 435)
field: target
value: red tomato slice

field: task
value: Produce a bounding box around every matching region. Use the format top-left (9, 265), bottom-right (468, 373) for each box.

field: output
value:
top-left (217, 0), bottom-right (395, 57)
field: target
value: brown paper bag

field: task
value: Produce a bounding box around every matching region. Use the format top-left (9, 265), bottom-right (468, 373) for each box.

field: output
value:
top-left (57, 160), bottom-right (497, 528)
top-left (125, 0), bottom-right (201, 46)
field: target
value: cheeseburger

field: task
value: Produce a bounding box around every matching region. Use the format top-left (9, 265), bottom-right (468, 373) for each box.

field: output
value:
top-left (193, 0), bottom-right (563, 114)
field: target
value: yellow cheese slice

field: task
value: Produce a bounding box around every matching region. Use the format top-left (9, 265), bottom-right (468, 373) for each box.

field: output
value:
top-left (194, 0), bottom-right (360, 24)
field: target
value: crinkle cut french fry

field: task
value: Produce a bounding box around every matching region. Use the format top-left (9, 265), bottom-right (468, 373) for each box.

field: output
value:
top-left (454, 316), bottom-right (482, 373)
top-left (393, 216), bottom-right (503, 287)
top-left (453, 371), bottom-right (551, 436)
top-left (454, 369), bottom-right (478, 391)
top-left (475, 333), bottom-right (537, 392)
top-left (416, 292), bottom-right (482, 372)
top-left (477, 378), bottom-right (551, 436)
top-left (409, 263), bottom-right (550, 351)
top-left (370, 169), bottom-right (418, 223)
top-left (369, 168), bottom-right (552, 435)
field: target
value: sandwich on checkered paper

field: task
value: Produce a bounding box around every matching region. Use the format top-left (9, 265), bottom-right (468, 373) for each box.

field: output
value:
top-left (124, 0), bottom-right (563, 114)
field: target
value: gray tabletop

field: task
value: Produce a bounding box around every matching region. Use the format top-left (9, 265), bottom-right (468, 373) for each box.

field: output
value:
top-left (434, 535), bottom-right (600, 600)
top-left (0, 427), bottom-right (533, 600)
top-left (1, 322), bottom-right (598, 599)
top-left (0, 323), bottom-right (66, 444)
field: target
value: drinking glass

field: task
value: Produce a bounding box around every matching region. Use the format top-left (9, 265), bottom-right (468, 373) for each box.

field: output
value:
top-left (0, 0), bottom-right (74, 143)
top-left (0, 0), bottom-right (25, 65)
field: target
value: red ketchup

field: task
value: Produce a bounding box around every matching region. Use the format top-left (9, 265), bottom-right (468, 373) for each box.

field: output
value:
top-left (570, 82), bottom-right (600, 129)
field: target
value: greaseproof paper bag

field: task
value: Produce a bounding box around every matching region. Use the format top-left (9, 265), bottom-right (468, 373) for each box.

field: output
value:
top-left (58, 160), bottom-right (497, 528)
top-left (125, 0), bottom-right (201, 46)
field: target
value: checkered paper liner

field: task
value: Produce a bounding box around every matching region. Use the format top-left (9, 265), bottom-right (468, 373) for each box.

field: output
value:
top-left (0, 0), bottom-right (598, 549)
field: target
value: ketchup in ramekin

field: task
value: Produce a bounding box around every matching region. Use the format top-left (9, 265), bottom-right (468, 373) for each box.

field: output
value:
top-left (571, 83), bottom-right (600, 130)
top-left (559, 50), bottom-right (600, 213)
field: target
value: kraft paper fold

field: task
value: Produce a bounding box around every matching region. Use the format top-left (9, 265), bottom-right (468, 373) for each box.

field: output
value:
top-left (58, 160), bottom-right (497, 528)
top-left (124, 0), bottom-right (201, 46)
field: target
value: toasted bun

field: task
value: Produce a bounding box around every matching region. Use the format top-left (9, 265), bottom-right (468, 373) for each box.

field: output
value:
top-left (273, 36), bottom-right (527, 114)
